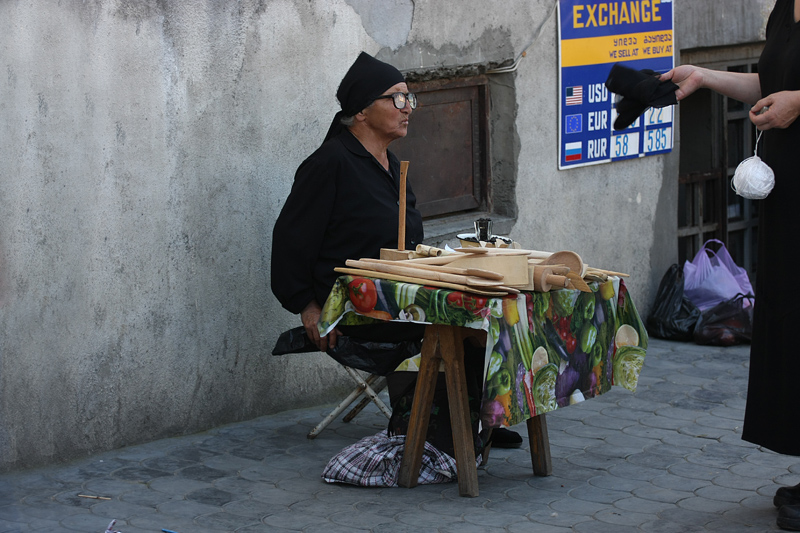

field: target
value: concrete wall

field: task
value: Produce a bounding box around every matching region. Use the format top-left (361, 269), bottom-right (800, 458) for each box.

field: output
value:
top-left (0, 0), bottom-right (773, 470)
top-left (676, 0), bottom-right (771, 51)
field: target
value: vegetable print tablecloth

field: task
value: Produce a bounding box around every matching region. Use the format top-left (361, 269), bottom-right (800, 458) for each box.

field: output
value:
top-left (319, 275), bottom-right (648, 428)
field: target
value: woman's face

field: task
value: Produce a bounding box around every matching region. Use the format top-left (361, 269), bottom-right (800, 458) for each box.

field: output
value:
top-left (360, 82), bottom-right (412, 142)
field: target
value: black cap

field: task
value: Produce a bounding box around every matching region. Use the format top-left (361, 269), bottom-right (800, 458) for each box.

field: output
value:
top-left (323, 52), bottom-right (405, 142)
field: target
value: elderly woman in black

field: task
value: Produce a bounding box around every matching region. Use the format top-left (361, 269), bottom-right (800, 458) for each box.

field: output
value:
top-left (272, 52), bottom-right (425, 368)
top-left (272, 52), bottom-right (522, 451)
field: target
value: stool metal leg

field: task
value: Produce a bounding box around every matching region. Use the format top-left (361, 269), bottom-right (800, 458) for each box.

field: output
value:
top-left (307, 384), bottom-right (367, 439)
top-left (307, 367), bottom-right (392, 439)
top-left (342, 367), bottom-right (392, 419)
top-left (343, 376), bottom-right (388, 422)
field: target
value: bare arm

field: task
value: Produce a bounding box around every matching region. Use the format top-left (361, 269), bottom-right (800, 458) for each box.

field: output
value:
top-left (663, 65), bottom-right (800, 131)
top-left (661, 66), bottom-right (761, 105)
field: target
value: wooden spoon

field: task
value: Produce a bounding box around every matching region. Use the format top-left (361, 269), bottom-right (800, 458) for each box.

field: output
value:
top-left (566, 272), bottom-right (592, 292)
top-left (541, 250), bottom-right (585, 277)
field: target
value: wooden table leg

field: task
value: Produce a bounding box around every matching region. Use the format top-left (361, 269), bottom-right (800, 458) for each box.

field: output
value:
top-left (439, 326), bottom-right (479, 497)
top-left (397, 324), bottom-right (480, 497)
top-left (397, 325), bottom-right (442, 489)
top-left (526, 414), bottom-right (552, 476)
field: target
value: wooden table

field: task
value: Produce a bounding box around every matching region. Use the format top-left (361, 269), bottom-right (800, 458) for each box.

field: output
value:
top-left (397, 323), bottom-right (551, 497)
top-left (318, 275), bottom-right (648, 497)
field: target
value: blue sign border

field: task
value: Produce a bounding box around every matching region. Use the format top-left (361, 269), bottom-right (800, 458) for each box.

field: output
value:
top-left (558, 0), bottom-right (675, 169)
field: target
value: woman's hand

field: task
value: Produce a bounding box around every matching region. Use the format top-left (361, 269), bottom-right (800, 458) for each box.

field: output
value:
top-left (661, 65), bottom-right (706, 101)
top-left (301, 300), bottom-right (339, 352)
top-left (750, 90), bottom-right (800, 130)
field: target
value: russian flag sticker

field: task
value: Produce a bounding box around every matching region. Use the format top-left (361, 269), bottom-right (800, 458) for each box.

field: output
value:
top-left (565, 142), bottom-right (582, 162)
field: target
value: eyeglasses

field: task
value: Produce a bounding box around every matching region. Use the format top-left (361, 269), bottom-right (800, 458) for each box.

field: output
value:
top-left (375, 92), bottom-right (417, 110)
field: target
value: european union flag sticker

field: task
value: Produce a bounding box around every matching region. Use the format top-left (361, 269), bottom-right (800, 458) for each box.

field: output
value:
top-left (565, 114), bottom-right (582, 134)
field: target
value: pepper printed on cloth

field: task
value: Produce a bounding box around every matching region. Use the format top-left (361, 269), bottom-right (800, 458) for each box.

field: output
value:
top-left (319, 275), bottom-right (648, 428)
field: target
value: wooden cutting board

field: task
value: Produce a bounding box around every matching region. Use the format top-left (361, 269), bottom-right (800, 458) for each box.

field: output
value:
top-left (446, 254), bottom-right (529, 286)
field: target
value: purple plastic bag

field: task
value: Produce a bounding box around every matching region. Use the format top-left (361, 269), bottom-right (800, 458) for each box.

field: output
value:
top-left (683, 239), bottom-right (754, 311)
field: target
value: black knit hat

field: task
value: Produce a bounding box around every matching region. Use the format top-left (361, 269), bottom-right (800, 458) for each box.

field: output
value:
top-left (323, 52), bottom-right (405, 142)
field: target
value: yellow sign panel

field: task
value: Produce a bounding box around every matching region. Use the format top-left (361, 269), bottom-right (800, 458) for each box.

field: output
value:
top-left (561, 30), bottom-right (673, 67)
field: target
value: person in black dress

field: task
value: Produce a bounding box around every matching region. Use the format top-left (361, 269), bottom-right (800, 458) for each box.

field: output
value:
top-left (661, 0), bottom-right (800, 529)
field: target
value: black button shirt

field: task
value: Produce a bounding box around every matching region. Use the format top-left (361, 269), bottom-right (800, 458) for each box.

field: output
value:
top-left (271, 130), bottom-right (424, 314)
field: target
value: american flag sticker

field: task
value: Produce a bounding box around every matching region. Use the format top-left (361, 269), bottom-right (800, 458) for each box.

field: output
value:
top-left (566, 86), bottom-right (583, 106)
top-left (565, 142), bottom-right (582, 162)
top-left (565, 114), bottom-right (582, 134)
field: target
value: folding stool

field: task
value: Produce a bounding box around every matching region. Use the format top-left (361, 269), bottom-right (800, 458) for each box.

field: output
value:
top-left (306, 366), bottom-right (392, 439)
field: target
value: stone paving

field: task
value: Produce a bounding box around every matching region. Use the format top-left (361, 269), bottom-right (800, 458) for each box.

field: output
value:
top-left (0, 338), bottom-right (797, 532)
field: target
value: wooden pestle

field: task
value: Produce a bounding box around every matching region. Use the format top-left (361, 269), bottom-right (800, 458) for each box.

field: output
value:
top-left (532, 265), bottom-right (569, 292)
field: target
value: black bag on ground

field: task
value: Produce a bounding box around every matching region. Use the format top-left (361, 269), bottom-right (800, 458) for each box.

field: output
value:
top-left (647, 263), bottom-right (701, 341)
top-left (271, 325), bottom-right (423, 376)
top-left (693, 293), bottom-right (754, 346)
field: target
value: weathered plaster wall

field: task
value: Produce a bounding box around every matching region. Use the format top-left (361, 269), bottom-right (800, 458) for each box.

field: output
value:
top-left (0, 0), bottom-right (382, 471)
top-left (676, 0), bottom-right (771, 51)
top-left (0, 0), bottom-right (774, 470)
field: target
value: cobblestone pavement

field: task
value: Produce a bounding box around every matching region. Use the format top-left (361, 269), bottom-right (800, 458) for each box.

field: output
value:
top-left (1, 338), bottom-right (797, 532)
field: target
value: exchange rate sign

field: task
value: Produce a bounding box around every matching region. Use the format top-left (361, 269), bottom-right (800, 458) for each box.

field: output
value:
top-left (558, 0), bottom-right (674, 169)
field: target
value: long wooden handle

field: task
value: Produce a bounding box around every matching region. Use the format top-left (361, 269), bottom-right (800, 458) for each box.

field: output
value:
top-left (546, 274), bottom-right (569, 288)
top-left (334, 267), bottom-right (507, 296)
top-left (585, 266), bottom-right (629, 277)
top-left (358, 258), bottom-right (505, 281)
top-left (346, 260), bottom-right (504, 288)
top-left (398, 161), bottom-right (409, 251)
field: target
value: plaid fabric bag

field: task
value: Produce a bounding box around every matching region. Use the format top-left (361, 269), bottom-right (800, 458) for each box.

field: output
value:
top-left (321, 432), bottom-right (462, 487)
